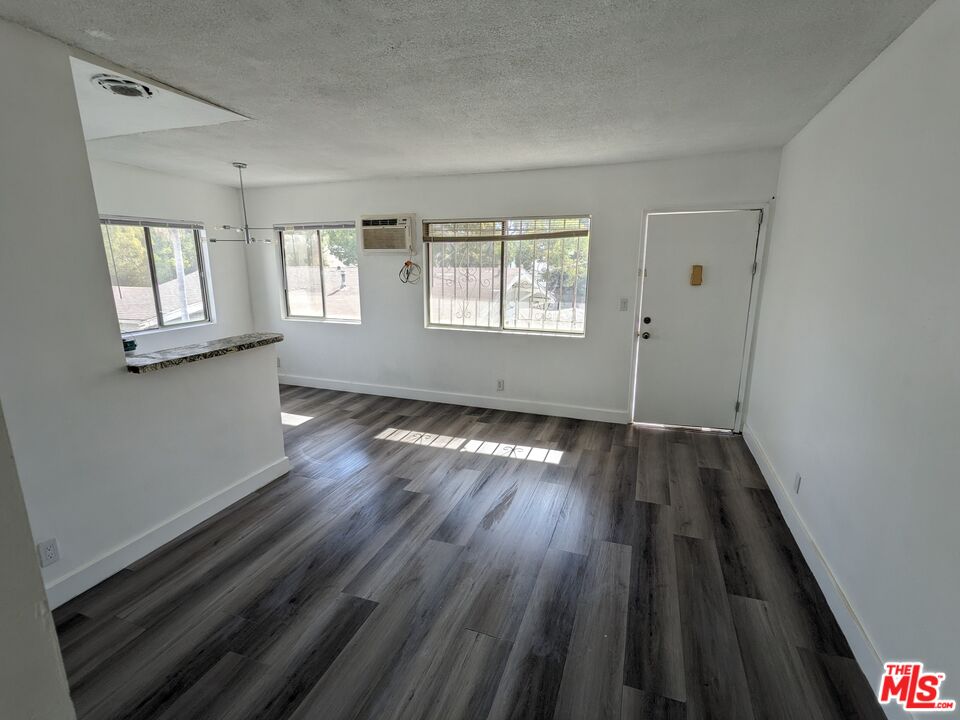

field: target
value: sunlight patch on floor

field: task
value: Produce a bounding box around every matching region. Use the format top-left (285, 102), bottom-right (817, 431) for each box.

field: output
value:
top-left (375, 427), bottom-right (563, 464)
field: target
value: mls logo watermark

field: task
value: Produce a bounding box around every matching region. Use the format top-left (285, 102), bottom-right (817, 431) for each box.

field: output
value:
top-left (879, 662), bottom-right (956, 712)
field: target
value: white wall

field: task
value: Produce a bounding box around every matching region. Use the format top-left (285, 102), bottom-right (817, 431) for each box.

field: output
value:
top-left (245, 151), bottom-right (780, 421)
top-left (746, 0), bottom-right (959, 694)
top-left (0, 19), bottom-right (288, 607)
top-left (89, 160), bottom-right (253, 352)
top-left (0, 401), bottom-right (75, 720)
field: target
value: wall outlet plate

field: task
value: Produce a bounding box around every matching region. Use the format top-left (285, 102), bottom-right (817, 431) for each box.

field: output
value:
top-left (619, 297), bottom-right (629, 311)
top-left (37, 538), bottom-right (59, 567)
top-left (496, 379), bottom-right (505, 392)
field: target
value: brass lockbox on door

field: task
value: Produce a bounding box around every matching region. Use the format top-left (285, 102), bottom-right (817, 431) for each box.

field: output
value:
top-left (690, 264), bottom-right (703, 286)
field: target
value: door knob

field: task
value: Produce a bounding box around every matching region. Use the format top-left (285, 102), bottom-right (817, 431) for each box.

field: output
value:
top-left (641, 331), bottom-right (651, 339)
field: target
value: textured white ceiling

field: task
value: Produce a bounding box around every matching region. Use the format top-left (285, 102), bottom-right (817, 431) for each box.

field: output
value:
top-left (0, 0), bottom-right (934, 187)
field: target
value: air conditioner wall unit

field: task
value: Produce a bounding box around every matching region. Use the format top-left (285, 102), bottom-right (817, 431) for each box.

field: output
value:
top-left (360, 213), bottom-right (416, 252)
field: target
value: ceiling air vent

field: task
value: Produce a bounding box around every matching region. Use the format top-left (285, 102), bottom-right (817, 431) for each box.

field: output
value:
top-left (91, 73), bottom-right (154, 99)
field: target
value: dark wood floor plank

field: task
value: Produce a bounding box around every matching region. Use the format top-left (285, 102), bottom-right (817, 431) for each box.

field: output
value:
top-left (623, 501), bottom-right (685, 702)
top-left (53, 569), bottom-right (137, 625)
top-left (67, 600), bottom-right (231, 718)
top-left (578, 421), bottom-right (615, 453)
top-left (224, 593), bottom-right (378, 720)
top-left (728, 594), bottom-right (824, 720)
top-left (344, 468), bottom-right (480, 600)
top-left (674, 535), bottom-right (755, 720)
top-left (56, 610), bottom-right (128, 653)
top-left (396, 438), bottom-right (464, 488)
top-left (285, 539), bottom-right (464, 720)
top-left (552, 444), bottom-right (640, 556)
top-left (796, 648), bottom-right (888, 720)
top-left (600, 445), bottom-right (641, 547)
top-left (693, 432), bottom-right (728, 470)
top-left (153, 652), bottom-right (267, 720)
top-left (747, 489), bottom-right (853, 657)
top-left (227, 478), bottom-right (426, 622)
top-left (430, 458), bottom-right (519, 546)
top-left (354, 484), bottom-right (567, 720)
top-left (635, 431), bottom-right (670, 505)
top-left (398, 629), bottom-right (513, 720)
top-left (667, 441), bottom-right (711, 539)
top-left (620, 685), bottom-right (686, 720)
top-left (541, 449), bottom-right (583, 486)
top-left (550, 450), bottom-right (606, 555)
top-left (487, 548), bottom-right (588, 720)
top-left (460, 476), bottom-right (568, 641)
top-left (545, 444), bottom-right (638, 553)
top-left (542, 416), bottom-right (584, 452)
top-left (554, 540), bottom-right (631, 720)
top-left (82, 611), bottom-right (250, 720)
top-left (721, 436), bottom-right (768, 489)
top-left (611, 422), bottom-right (643, 449)
top-left (699, 467), bottom-right (767, 600)
top-left (60, 613), bottom-right (145, 691)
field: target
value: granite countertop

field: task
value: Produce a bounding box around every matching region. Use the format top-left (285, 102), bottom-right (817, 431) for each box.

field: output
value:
top-left (126, 332), bottom-right (284, 374)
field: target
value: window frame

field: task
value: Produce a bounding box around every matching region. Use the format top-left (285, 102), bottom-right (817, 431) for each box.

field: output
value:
top-left (100, 216), bottom-right (212, 336)
top-left (276, 221), bottom-right (361, 323)
top-left (422, 215), bottom-right (591, 337)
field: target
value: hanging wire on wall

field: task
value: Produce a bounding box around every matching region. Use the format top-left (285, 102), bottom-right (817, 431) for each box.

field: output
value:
top-left (399, 258), bottom-right (422, 284)
top-left (208, 162), bottom-right (274, 244)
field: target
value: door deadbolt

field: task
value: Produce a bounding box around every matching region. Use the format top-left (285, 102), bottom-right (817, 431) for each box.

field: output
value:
top-left (641, 331), bottom-right (651, 339)
top-left (643, 316), bottom-right (652, 324)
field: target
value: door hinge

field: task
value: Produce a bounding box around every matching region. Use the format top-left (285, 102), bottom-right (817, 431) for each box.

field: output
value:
top-left (735, 400), bottom-right (741, 412)
top-left (751, 261), bottom-right (758, 276)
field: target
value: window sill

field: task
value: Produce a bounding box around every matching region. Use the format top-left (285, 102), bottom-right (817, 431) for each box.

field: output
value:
top-left (282, 316), bottom-right (362, 326)
top-left (425, 324), bottom-right (585, 339)
top-left (122, 320), bottom-right (213, 338)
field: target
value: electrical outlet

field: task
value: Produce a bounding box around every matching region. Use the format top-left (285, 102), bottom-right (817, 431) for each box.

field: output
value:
top-left (37, 538), bottom-right (59, 567)
top-left (496, 379), bottom-right (505, 392)
top-left (619, 297), bottom-right (629, 312)
top-left (794, 473), bottom-right (802, 494)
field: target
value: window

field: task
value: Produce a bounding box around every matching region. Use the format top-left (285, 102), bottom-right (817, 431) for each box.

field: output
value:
top-left (424, 216), bottom-right (590, 334)
top-left (100, 218), bottom-right (210, 334)
top-left (278, 222), bottom-right (361, 321)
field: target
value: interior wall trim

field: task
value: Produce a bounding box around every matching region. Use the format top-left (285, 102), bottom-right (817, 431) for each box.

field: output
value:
top-left (742, 425), bottom-right (908, 720)
top-left (278, 374), bottom-right (630, 424)
top-left (44, 456), bottom-right (290, 609)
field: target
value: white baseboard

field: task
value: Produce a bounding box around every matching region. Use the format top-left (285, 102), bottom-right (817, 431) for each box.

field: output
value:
top-left (742, 426), bottom-right (910, 720)
top-left (45, 456), bottom-right (290, 609)
top-left (278, 373), bottom-right (630, 424)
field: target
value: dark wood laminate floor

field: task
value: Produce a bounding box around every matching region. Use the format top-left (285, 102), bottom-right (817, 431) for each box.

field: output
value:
top-left (54, 386), bottom-right (886, 720)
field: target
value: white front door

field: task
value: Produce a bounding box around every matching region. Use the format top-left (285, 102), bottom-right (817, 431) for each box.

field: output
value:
top-left (633, 210), bottom-right (761, 429)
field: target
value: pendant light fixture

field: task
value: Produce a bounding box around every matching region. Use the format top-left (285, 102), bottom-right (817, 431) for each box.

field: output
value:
top-left (208, 162), bottom-right (273, 244)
